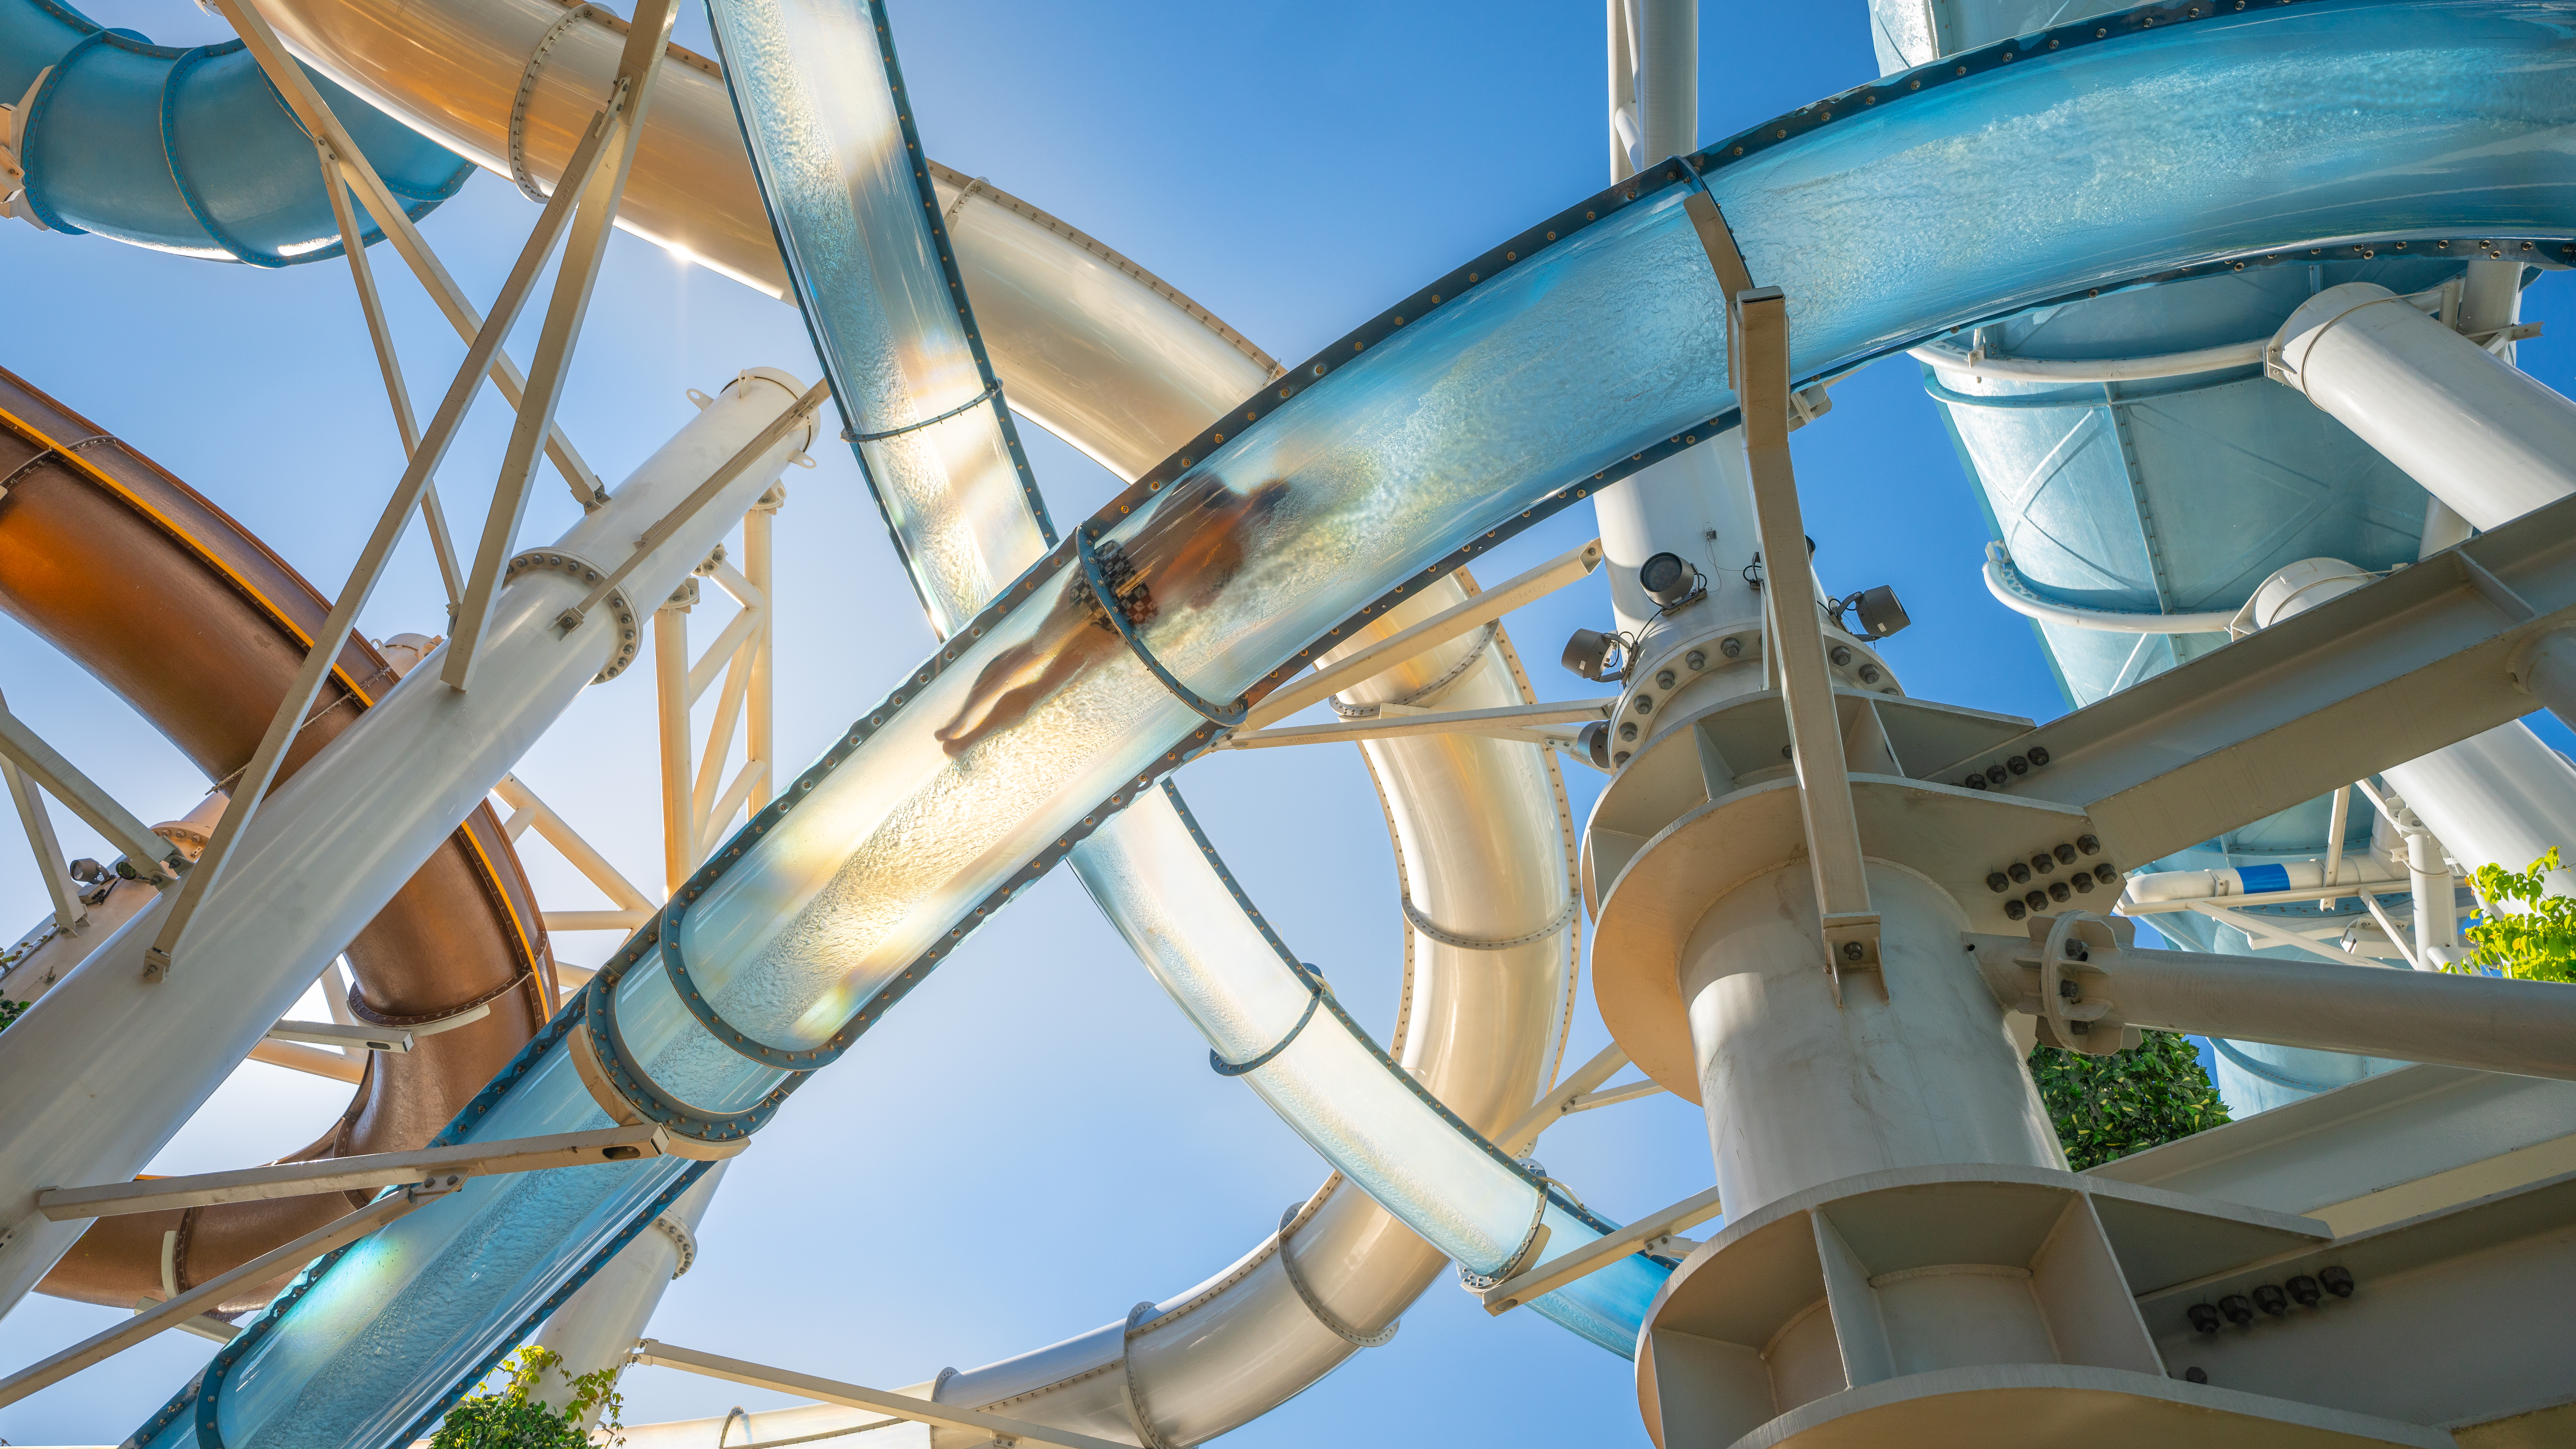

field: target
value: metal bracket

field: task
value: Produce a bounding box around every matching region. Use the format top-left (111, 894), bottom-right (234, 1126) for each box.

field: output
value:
top-left (1209, 969), bottom-right (1323, 1076)
top-left (1075, 527), bottom-right (1248, 728)
top-left (1275, 1203), bottom-right (1399, 1347)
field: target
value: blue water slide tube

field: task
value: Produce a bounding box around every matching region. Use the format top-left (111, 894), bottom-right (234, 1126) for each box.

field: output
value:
top-left (129, 1), bottom-right (2576, 1442)
top-left (0, 0), bottom-right (470, 264)
top-left (699, 0), bottom-right (1657, 1356)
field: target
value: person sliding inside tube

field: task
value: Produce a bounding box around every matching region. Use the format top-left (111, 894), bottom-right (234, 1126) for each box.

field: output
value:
top-left (936, 475), bottom-right (1293, 757)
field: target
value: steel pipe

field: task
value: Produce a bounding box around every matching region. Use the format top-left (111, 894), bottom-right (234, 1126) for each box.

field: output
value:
top-left (1970, 931), bottom-right (2576, 1082)
top-left (2271, 280), bottom-right (2576, 531)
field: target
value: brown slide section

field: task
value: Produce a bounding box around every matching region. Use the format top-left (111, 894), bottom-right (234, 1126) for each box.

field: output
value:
top-left (0, 364), bottom-right (559, 1313)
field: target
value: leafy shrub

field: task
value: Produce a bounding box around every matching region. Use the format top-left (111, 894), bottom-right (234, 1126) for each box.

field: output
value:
top-left (2029, 1030), bottom-right (2230, 1170)
top-left (431, 1346), bottom-right (623, 1449)
top-left (2463, 849), bottom-right (2576, 983)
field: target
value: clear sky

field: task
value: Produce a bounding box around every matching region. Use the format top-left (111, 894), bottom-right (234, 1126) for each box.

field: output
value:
top-left (2, 1), bottom-right (2571, 1444)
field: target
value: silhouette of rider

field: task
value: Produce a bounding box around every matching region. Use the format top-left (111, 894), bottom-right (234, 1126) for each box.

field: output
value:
top-left (935, 476), bottom-right (1292, 757)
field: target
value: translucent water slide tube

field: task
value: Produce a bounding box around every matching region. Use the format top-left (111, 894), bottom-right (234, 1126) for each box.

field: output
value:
top-left (133, 2), bottom-right (2576, 1441)
top-left (0, 0), bottom-right (470, 260)
top-left (701, 0), bottom-right (1656, 1375)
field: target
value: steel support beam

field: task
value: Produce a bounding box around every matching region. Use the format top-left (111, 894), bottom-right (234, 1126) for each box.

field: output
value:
top-left (1219, 697), bottom-right (1613, 750)
top-left (0, 691), bottom-right (172, 883)
top-left (632, 1341), bottom-right (1138, 1449)
top-left (0, 1187), bottom-right (434, 1406)
top-left (1481, 1181), bottom-right (1724, 1315)
top-left (442, 0), bottom-right (684, 692)
top-left (1940, 494), bottom-right (2576, 872)
top-left (314, 141), bottom-right (463, 610)
top-left (143, 67), bottom-right (644, 979)
top-left (1735, 283), bottom-right (1878, 990)
top-left (36, 1124), bottom-right (668, 1221)
top-left (207, 0), bottom-right (605, 508)
top-left (0, 753), bottom-right (82, 934)
top-left (1242, 538), bottom-right (1603, 728)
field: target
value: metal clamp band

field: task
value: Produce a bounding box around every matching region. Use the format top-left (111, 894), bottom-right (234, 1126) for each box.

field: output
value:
top-left (1456, 1185), bottom-right (1553, 1293)
top-left (509, 3), bottom-right (598, 202)
top-left (0, 433), bottom-right (104, 499)
top-left (1276, 1203), bottom-right (1398, 1348)
top-left (1076, 527), bottom-right (1248, 728)
top-left (1400, 890), bottom-right (1577, 952)
top-left (1119, 1301), bottom-right (1177, 1449)
top-left (346, 964), bottom-right (530, 1030)
top-left (505, 548), bottom-right (640, 681)
top-left (652, 1212), bottom-right (697, 1278)
top-left (841, 380), bottom-right (1000, 444)
top-left (1326, 620), bottom-right (1499, 718)
top-left (1209, 971), bottom-right (1322, 1077)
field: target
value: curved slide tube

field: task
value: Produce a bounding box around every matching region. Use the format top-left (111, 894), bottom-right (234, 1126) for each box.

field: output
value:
top-left (131, 3), bottom-right (2576, 1442)
top-left (0, 0), bottom-right (471, 263)
top-left (0, 366), bottom-right (558, 1313)
top-left (706, 0), bottom-right (1646, 1367)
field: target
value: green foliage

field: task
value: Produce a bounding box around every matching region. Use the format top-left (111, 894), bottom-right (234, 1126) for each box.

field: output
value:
top-left (2463, 849), bottom-right (2576, 984)
top-left (0, 998), bottom-right (23, 1033)
top-left (2028, 1030), bottom-right (2230, 1171)
top-left (431, 1347), bottom-right (623, 1449)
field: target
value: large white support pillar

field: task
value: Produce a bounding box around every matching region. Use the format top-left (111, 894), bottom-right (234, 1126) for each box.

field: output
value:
top-left (2271, 279), bottom-right (2576, 531)
top-left (0, 371), bottom-right (813, 1315)
top-left (534, 1164), bottom-right (727, 1421)
top-left (1681, 860), bottom-right (2062, 1214)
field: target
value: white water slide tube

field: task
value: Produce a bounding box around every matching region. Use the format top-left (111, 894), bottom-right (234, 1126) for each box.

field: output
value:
top-left (119, 2), bottom-right (2576, 1443)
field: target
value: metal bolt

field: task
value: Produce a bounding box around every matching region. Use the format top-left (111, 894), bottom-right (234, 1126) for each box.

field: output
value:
top-left (2054, 843), bottom-right (2078, 864)
top-left (2025, 890), bottom-right (2047, 911)
top-left (1684, 648), bottom-right (1706, 670)
top-left (1782, 745), bottom-right (1795, 761)
top-left (2286, 1275), bottom-right (2322, 1306)
top-left (1612, 750), bottom-right (1631, 766)
top-left (2072, 872), bottom-right (2094, 893)
top-left (1841, 941), bottom-right (1864, 962)
top-left (2031, 854), bottom-right (2055, 875)
top-left (2049, 881), bottom-right (2071, 902)
top-left (1619, 722), bottom-right (1639, 741)
top-left (1986, 765), bottom-right (2009, 785)
top-left (2057, 978), bottom-right (2080, 999)
top-left (1634, 695), bottom-right (1654, 713)
top-left (2004, 900), bottom-right (2027, 921)
top-left (2183, 1367), bottom-right (2209, 1385)
top-left (1987, 872), bottom-right (2011, 893)
top-left (2187, 1304), bottom-right (2223, 1333)
top-left (1655, 668), bottom-right (1677, 689)
top-left (1963, 774), bottom-right (1989, 790)
top-left (1830, 645), bottom-right (1853, 667)
top-left (2008, 755), bottom-right (2030, 775)
top-left (2028, 746), bottom-right (2052, 766)
top-left (2319, 1266), bottom-right (2355, 1298)
top-left (2010, 862), bottom-right (2031, 883)
top-left (1719, 636), bottom-right (1743, 658)
top-left (2077, 834), bottom-right (2101, 855)
top-left (1858, 663), bottom-right (1881, 683)
top-left (2094, 863), bottom-right (2118, 884)
top-left (2252, 1284), bottom-right (2289, 1317)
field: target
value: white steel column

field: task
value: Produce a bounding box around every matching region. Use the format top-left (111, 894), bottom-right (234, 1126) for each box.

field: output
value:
top-left (1681, 861), bottom-right (2061, 1214)
top-left (532, 1164), bottom-right (726, 1421)
top-left (0, 372), bottom-right (813, 1316)
top-left (2271, 279), bottom-right (2576, 530)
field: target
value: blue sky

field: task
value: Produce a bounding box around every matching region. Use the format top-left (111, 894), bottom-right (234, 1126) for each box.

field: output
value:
top-left (3, 0), bottom-right (2572, 1443)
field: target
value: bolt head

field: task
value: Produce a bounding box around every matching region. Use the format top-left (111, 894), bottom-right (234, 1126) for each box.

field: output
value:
top-left (2025, 890), bottom-right (2047, 910)
top-left (1684, 649), bottom-right (1707, 670)
top-left (2004, 900), bottom-right (2027, 921)
top-left (2009, 862), bottom-right (2031, 883)
top-left (2049, 881), bottom-right (2071, 902)
top-left (2054, 843), bottom-right (2078, 864)
top-left (2007, 755), bottom-right (2030, 775)
top-left (1987, 872), bottom-right (2011, 893)
top-left (2076, 834), bottom-right (2101, 855)
top-left (2028, 746), bottom-right (2052, 766)
top-left (1830, 646), bottom-right (1853, 667)
top-left (1719, 637), bottom-right (1743, 658)
top-left (1656, 669), bottom-right (1677, 689)
top-left (1841, 941), bottom-right (1865, 961)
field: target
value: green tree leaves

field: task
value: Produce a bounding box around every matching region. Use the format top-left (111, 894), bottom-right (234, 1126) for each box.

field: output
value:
top-left (2464, 849), bottom-right (2576, 983)
top-left (2029, 1029), bottom-right (2230, 1171)
top-left (431, 1346), bottom-right (624, 1449)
